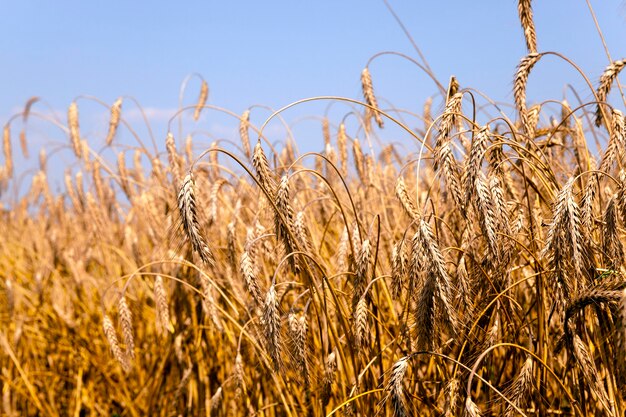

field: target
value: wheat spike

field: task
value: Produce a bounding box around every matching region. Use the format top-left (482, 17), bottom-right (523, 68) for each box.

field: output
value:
top-left (102, 314), bottom-right (130, 372)
top-left (275, 175), bottom-right (299, 273)
top-left (321, 351), bottom-right (337, 409)
top-left (444, 378), bottom-right (460, 417)
top-left (352, 238), bottom-right (371, 310)
top-left (464, 125), bottom-right (489, 204)
top-left (572, 334), bottom-right (612, 414)
top-left (386, 357), bottom-right (409, 417)
top-left (543, 178), bottom-right (585, 302)
top-left (354, 296), bottom-right (369, 348)
top-left (154, 275), bottom-right (173, 334)
top-left (464, 397), bottom-right (482, 417)
top-left (252, 140), bottom-right (276, 196)
top-left (600, 109), bottom-right (626, 174)
top-left (436, 92), bottom-right (464, 208)
top-left (234, 353), bottom-right (246, 398)
top-left (337, 122), bottom-right (348, 176)
top-left (413, 219), bottom-right (457, 350)
top-left (294, 210), bottom-right (313, 254)
top-left (514, 53), bottom-right (541, 133)
top-left (595, 59), bottom-right (626, 127)
top-left (240, 249), bottom-right (263, 305)
top-left (2, 124), bottom-right (12, 178)
top-left (391, 240), bottom-right (407, 299)
top-left (193, 80), bottom-right (209, 121)
top-left (105, 97), bottom-right (122, 146)
top-left (603, 195), bottom-right (624, 270)
top-left (503, 356), bottom-right (534, 417)
top-left (517, 0), bottom-right (537, 53)
top-left (352, 137), bottom-right (365, 183)
top-left (395, 176), bottom-right (419, 220)
top-left (474, 173), bottom-right (500, 257)
top-left (322, 117), bottom-right (331, 147)
top-left (239, 109), bottom-right (251, 159)
top-left (337, 225), bottom-right (350, 272)
top-left (165, 132), bottom-right (182, 186)
top-left (177, 173), bottom-right (216, 268)
top-left (68, 101), bottom-right (82, 158)
top-left (361, 67), bottom-right (384, 128)
top-left (118, 296), bottom-right (135, 361)
top-left (263, 284), bottom-right (282, 371)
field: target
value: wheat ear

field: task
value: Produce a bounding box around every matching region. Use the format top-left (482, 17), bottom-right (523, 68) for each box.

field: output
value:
top-left (102, 314), bottom-right (130, 372)
top-left (118, 296), bottom-right (135, 361)
top-left (193, 80), bottom-right (208, 121)
top-left (503, 356), bottom-right (534, 417)
top-left (361, 67), bottom-right (384, 128)
top-left (2, 124), bottom-right (12, 178)
top-left (386, 356), bottom-right (409, 417)
top-left (177, 173), bottom-right (216, 268)
top-left (105, 97), bottom-right (122, 146)
top-left (239, 109), bottom-right (251, 159)
top-left (252, 140), bottom-right (276, 196)
top-left (514, 53), bottom-right (541, 133)
top-left (517, 0), bottom-right (537, 53)
top-left (154, 275), bottom-right (172, 334)
top-left (67, 101), bottom-right (82, 158)
top-left (595, 59), bottom-right (626, 127)
top-left (263, 284), bottom-right (282, 371)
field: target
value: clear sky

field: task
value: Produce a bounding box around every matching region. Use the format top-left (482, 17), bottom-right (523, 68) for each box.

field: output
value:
top-left (1, 1), bottom-right (626, 182)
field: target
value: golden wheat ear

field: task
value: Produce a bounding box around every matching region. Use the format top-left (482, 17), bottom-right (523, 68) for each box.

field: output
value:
top-left (177, 173), bottom-right (216, 268)
top-left (67, 101), bottom-right (82, 158)
top-left (361, 67), bottom-right (384, 129)
top-left (193, 79), bottom-right (208, 121)
top-left (2, 124), bottom-right (12, 178)
top-left (518, 0), bottom-right (537, 53)
top-left (595, 59), bottom-right (626, 127)
top-left (105, 97), bottom-right (122, 146)
top-left (514, 53), bottom-right (541, 134)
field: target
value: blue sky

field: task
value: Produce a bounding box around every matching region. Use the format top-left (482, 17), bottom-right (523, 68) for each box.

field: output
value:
top-left (1, 1), bottom-right (626, 183)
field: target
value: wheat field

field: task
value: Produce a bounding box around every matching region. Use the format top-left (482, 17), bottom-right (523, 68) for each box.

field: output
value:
top-left (3, 2), bottom-right (626, 416)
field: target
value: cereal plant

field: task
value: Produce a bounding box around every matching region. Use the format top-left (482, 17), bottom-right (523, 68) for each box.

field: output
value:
top-left (3, 1), bottom-right (626, 416)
